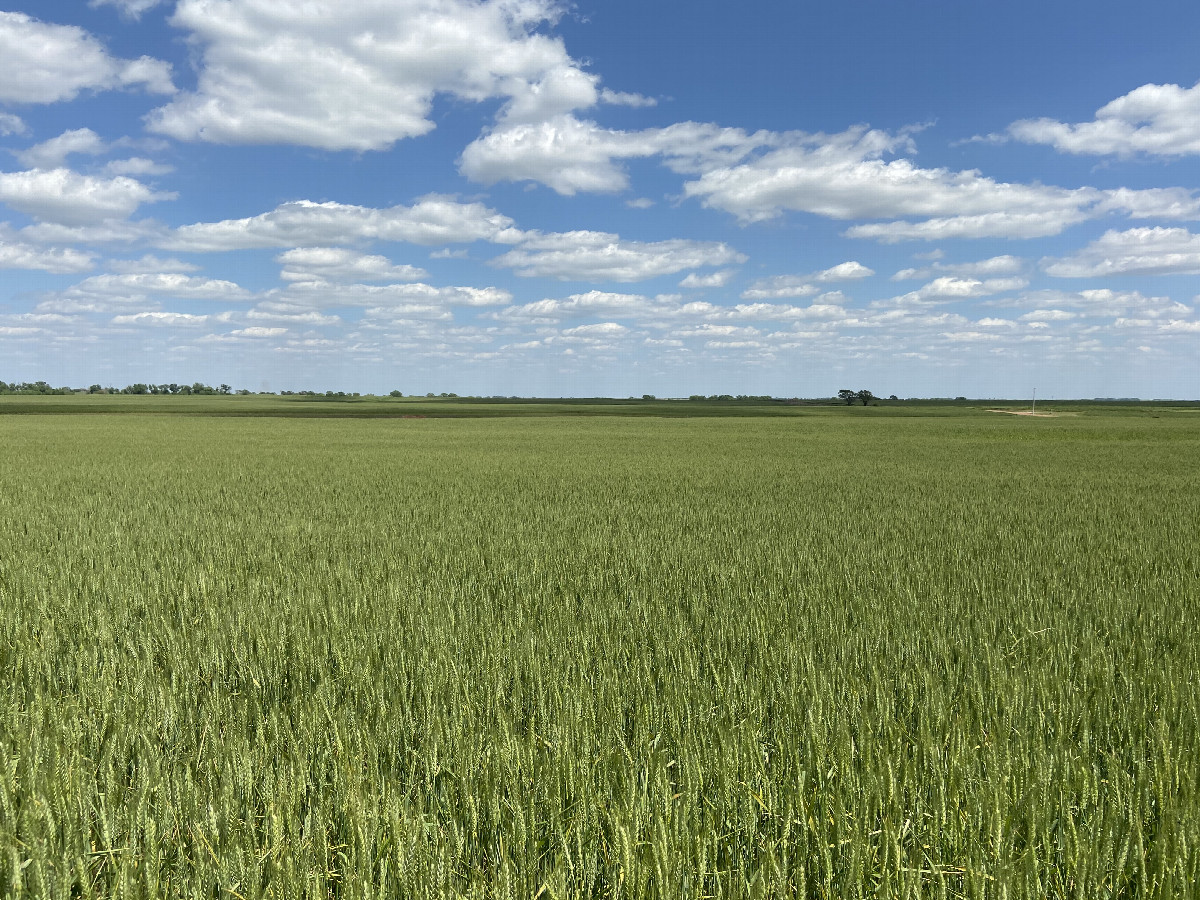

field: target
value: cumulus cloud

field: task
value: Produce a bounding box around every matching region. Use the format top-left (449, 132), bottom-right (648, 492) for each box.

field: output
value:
top-left (1096, 187), bottom-right (1200, 221)
top-left (680, 126), bottom-right (1099, 228)
top-left (561, 321), bottom-right (628, 337)
top-left (740, 261), bottom-right (872, 300)
top-left (600, 89), bottom-right (656, 108)
top-left (16, 128), bottom-right (107, 169)
top-left (230, 326), bottom-right (288, 337)
top-left (0, 11), bottom-right (173, 103)
top-left (893, 254), bottom-right (1025, 281)
top-left (713, 301), bottom-right (850, 323)
top-left (462, 115), bottom-right (641, 194)
top-left (989, 287), bottom-right (1190, 319)
top-left (275, 280), bottom-right (512, 310)
top-left (33, 271), bottom-right (251, 315)
top-left (71, 272), bottom-right (252, 301)
top-left (90, 0), bottom-right (167, 19)
top-left (740, 276), bottom-right (819, 301)
top-left (878, 276), bottom-right (1029, 308)
top-left (246, 305), bottom-right (341, 326)
top-left (277, 247), bottom-right (428, 283)
top-left (105, 157), bottom-right (175, 177)
top-left (0, 239), bottom-right (96, 273)
top-left (0, 113), bottom-right (26, 136)
top-left (165, 196), bottom-right (522, 251)
top-left (18, 218), bottom-right (169, 246)
top-left (815, 261), bottom-right (874, 281)
top-left (0, 168), bottom-right (175, 226)
top-left (148, 0), bottom-right (598, 151)
top-left (679, 269), bottom-right (736, 289)
top-left (460, 117), bottom-right (771, 195)
top-left (1043, 227), bottom-right (1200, 277)
top-left (845, 212), bottom-right (1094, 243)
top-left (492, 230), bottom-right (746, 281)
top-left (1008, 80), bottom-right (1200, 157)
top-left (112, 311), bottom-right (208, 326)
top-left (496, 290), bottom-right (660, 321)
top-left (108, 255), bottom-right (200, 274)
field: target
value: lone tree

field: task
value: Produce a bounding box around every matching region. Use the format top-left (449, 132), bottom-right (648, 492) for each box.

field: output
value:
top-left (855, 389), bottom-right (875, 406)
top-left (837, 389), bottom-right (856, 405)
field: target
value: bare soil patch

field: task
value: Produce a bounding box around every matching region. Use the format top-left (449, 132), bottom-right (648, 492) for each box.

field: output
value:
top-left (987, 409), bottom-right (1060, 417)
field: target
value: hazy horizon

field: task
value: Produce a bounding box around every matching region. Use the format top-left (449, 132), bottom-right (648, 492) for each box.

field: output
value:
top-left (3, 1), bottom-right (1200, 398)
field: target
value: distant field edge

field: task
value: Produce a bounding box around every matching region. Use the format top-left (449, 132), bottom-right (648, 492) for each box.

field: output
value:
top-left (1, 395), bottom-right (1197, 419)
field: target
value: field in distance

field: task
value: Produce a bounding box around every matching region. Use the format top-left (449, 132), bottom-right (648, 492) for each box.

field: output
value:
top-left (1, 411), bottom-right (1196, 897)
top-left (1, 392), bottom-right (1196, 418)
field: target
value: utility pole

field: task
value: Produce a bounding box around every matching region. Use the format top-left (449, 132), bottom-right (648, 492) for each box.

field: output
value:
top-left (1032, 387), bottom-right (1036, 416)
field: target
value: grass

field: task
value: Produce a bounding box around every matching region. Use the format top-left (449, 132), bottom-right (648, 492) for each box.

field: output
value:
top-left (0, 409), bottom-right (1196, 897)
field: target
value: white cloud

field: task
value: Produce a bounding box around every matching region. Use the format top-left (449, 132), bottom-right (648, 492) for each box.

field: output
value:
top-left (1159, 319), bottom-right (1200, 333)
top-left (496, 290), bottom-right (658, 320)
top-left (275, 280), bottom-right (511, 309)
top-left (716, 301), bottom-right (849, 323)
top-left (16, 129), bottom-right (107, 169)
top-left (460, 116), bottom-right (770, 195)
top-left (562, 321), bottom-right (628, 337)
top-left (879, 276), bottom-right (1029, 308)
top-left (72, 272), bottom-right (252, 301)
top-left (1008, 80), bottom-right (1200, 157)
top-left (740, 276), bottom-right (819, 301)
top-left (231, 326), bottom-right (287, 337)
top-left (33, 271), bottom-right (250, 315)
top-left (0, 113), bottom-right (26, 136)
top-left (739, 261), bottom-right (872, 301)
top-left (105, 157), bottom-right (175, 177)
top-left (462, 115), bottom-right (643, 194)
top-left (18, 218), bottom-right (168, 245)
top-left (90, 0), bottom-right (167, 19)
top-left (990, 287), bottom-right (1190, 319)
top-left (680, 269), bottom-right (736, 289)
top-left (492, 230), bottom-right (746, 281)
top-left (112, 311), bottom-right (208, 326)
top-left (893, 254), bottom-right (1025, 281)
top-left (815, 260), bottom-right (874, 281)
top-left (246, 305), bottom-right (341, 326)
top-left (148, 0), bottom-right (598, 151)
top-left (107, 255), bottom-right (200, 274)
top-left (1043, 227), bottom-right (1200, 277)
top-left (681, 126), bottom-right (1098, 229)
top-left (1096, 187), bottom-right (1200, 221)
top-left (0, 168), bottom-right (174, 226)
top-left (0, 239), bottom-right (96, 273)
top-left (0, 11), bottom-right (173, 103)
top-left (165, 196), bottom-right (522, 251)
top-left (1020, 309), bottom-right (1077, 322)
top-left (845, 212), bottom-right (1094, 243)
top-left (600, 89), bottom-right (656, 108)
top-left (277, 247), bottom-right (427, 283)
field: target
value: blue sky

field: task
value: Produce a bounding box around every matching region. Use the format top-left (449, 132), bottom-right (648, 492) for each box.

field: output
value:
top-left (2, 0), bottom-right (1200, 397)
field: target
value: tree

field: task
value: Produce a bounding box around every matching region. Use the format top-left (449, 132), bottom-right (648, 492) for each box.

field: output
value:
top-left (837, 389), bottom-right (856, 405)
top-left (855, 389), bottom-right (875, 406)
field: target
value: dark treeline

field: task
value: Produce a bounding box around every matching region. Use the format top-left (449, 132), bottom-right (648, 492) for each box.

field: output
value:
top-left (0, 381), bottom-right (234, 396)
top-left (3, 380), bottom-right (900, 403)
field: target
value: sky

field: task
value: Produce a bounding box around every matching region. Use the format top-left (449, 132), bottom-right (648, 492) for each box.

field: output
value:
top-left (2, 0), bottom-right (1200, 398)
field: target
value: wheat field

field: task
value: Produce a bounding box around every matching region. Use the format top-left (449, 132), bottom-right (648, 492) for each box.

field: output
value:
top-left (1, 410), bottom-right (1197, 898)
